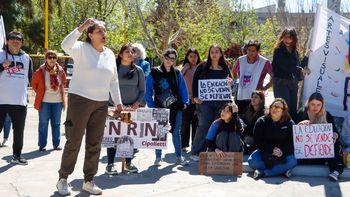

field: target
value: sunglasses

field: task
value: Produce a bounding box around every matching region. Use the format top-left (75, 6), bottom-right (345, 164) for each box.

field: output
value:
top-left (8, 36), bottom-right (22, 41)
top-left (271, 105), bottom-right (283, 112)
top-left (47, 56), bottom-right (57, 60)
top-left (164, 56), bottom-right (176, 62)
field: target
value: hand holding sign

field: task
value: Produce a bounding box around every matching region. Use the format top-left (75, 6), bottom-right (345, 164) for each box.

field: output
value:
top-left (2, 59), bottom-right (11, 69)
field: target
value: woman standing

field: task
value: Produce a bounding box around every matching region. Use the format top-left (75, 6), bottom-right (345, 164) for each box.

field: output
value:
top-left (56, 18), bottom-right (123, 196)
top-left (296, 92), bottom-right (344, 181)
top-left (181, 48), bottom-right (201, 151)
top-left (190, 45), bottom-right (233, 161)
top-left (105, 44), bottom-right (145, 175)
top-left (272, 28), bottom-right (310, 119)
top-left (145, 48), bottom-right (189, 166)
top-left (132, 43), bottom-right (150, 78)
top-left (248, 98), bottom-right (297, 179)
top-left (32, 51), bottom-right (66, 151)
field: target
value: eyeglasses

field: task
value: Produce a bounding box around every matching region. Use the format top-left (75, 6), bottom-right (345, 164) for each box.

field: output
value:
top-left (271, 105), bottom-right (283, 112)
top-left (8, 36), bottom-right (22, 41)
top-left (164, 56), bottom-right (176, 62)
top-left (47, 56), bottom-right (57, 60)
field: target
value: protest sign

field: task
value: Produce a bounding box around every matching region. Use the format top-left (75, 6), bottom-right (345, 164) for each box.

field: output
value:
top-left (302, 5), bottom-right (350, 118)
top-left (293, 124), bottom-right (334, 159)
top-left (102, 108), bottom-right (170, 150)
top-left (198, 152), bottom-right (243, 176)
top-left (198, 79), bottom-right (232, 101)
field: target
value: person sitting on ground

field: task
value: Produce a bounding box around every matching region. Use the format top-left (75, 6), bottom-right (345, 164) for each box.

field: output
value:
top-left (296, 92), bottom-right (344, 181)
top-left (240, 90), bottom-right (266, 154)
top-left (248, 98), bottom-right (297, 180)
top-left (206, 103), bottom-right (243, 158)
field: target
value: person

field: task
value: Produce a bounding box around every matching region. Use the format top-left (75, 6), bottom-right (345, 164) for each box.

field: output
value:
top-left (106, 44), bottom-right (145, 175)
top-left (248, 98), bottom-right (297, 179)
top-left (272, 28), bottom-right (310, 119)
top-left (1, 114), bottom-right (11, 147)
top-left (206, 103), bottom-right (243, 157)
top-left (132, 43), bottom-right (150, 78)
top-left (240, 90), bottom-right (266, 154)
top-left (32, 50), bottom-right (66, 151)
top-left (56, 18), bottom-right (123, 196)
top-left (145, 48), bottom-right (189, 166)
top-left (180, 48), bottom-right (201, 151)
top-left (232, 40), bottom-right (272, 112)
top-left (190, 45), bottom-right (233, 161)
top-left (0, 31), bottom-right (33, 165)
top-left (296, 92), bottom-right (344, 181)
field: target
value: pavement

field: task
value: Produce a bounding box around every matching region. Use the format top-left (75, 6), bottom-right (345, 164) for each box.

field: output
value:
top-left (1, 90), bottom-right (350, 197)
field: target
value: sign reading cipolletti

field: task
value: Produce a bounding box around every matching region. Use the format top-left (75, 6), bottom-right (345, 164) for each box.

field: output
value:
top-left (198, 79), bottom-right (232, 101)
top-left (293, 124), bottom-right (334, 159)
top-left (198, 152), bottom-right (243, 176)
top-left (102, 108), bottom-right (170, 150)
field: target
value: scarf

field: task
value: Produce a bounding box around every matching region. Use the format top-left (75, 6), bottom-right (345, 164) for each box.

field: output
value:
top-left (44, 62), bottom-right (59, 91)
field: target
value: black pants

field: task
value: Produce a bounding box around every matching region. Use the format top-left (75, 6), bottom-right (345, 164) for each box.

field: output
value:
top-left (181, 102), bottom-right (198, 149)
top-left (235, 99), bottom-right (251, 115)
top-left (0, 105), bottom-right (27, 157)
top-left (107, 147), bottom-right (132, 164)
top-left (273, 77), bottom-right (298, 120)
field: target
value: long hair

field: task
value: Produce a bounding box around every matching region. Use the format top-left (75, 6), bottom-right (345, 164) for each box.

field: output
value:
top-left (266, 98), bottom-right (291, 123)
top-left (243, 91), bottom-right (265, 124)
top-left (199, 44), bottom-right (230, 78)
top-left (116, 44), bottom-right (137, 79)
top-left (274, 27), bottom-right (299, 52)
top-left (182, 48), bottom-right (201, 66)
top-left (305, 92), bottom-right (327, 123)
top-left (215, 103), bottom-right (241, 133)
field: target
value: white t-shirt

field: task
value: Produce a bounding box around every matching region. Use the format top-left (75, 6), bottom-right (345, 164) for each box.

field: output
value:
top-left (0, 50), bottom-right (31, 106)
top-left (61, 28), bottom-right (122, 105)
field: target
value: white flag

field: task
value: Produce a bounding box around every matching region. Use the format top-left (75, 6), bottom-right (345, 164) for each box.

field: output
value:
top-left (0, 16), bottom-right (6, 48)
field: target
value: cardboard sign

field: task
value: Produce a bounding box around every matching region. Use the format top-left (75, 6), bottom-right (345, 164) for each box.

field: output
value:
top-left (198, 152), bottom-right (243, 176)
top-left (198, 79), bottom-right (232, 101)
top-left (293, 124), bottom-right (334, 159)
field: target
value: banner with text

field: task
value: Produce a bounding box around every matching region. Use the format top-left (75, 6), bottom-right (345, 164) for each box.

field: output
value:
top-left (198, 79), bottom-right (231, 101)
top-left (102, 108), bottom-right (170, 150)
top-left (302, 5), bottom-right (350, 118)
top-left (293, 123), bottom-right (334, 159)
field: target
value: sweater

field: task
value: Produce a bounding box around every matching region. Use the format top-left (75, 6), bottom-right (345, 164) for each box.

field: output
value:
top-left (118, 64), bottom-right (145, 104)
top-left (61, 28), bottom-right (122, 105)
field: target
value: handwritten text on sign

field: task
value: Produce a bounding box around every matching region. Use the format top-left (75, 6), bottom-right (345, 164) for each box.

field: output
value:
top-left (198, 79), bottom-right (231, 101)
top-left (293, 124), bottom-right (334, 159)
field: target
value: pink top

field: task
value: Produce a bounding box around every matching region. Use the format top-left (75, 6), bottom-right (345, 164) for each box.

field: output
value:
top-left (181, 63), bottom-right (197, 99)
top-left (232, 56), bottom-right (272, 90)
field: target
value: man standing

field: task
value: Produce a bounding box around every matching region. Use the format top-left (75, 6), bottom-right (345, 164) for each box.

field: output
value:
top-left (0, 31), bottom-right (32, 165)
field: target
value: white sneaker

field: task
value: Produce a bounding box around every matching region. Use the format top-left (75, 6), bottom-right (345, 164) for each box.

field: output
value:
top-left (56, 178), bottom-right (71, 196)
top-left (190, 155), bottom-right (199, 161)
top-left (82, 181), bottom-right (102, 195)
top-left (176, 156), bottom-right (189, 166)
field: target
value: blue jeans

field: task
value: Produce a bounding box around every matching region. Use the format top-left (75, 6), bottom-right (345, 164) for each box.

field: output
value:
top-left (156, 110), bottom-right (182, 158)
top-left (38, 102), bottom-right (63, 148)
top-left (191, 101), bottom-right (227, 155)
top-left (3, 113), bottom-right (11, 139)
top-left (248, 149), bottom-right (297, 177)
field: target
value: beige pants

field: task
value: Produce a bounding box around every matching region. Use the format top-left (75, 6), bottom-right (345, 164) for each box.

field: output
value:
top-left (58, 93), bottom-right (108, 182)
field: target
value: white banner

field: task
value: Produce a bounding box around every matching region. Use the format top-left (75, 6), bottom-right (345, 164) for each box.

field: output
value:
top-left (198, 79), bottom-right (232, 101)
top-left (0, 16), bottom-right (6, 48)
top-left (102, 108), bottom-right (170, 150)
top-left (293, 124), bottom-right (334, 159)
top-left (302, 5), bottom-right (350, 118)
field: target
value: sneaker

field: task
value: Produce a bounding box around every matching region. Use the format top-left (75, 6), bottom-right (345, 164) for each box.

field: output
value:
top-left (39, 147), bottom-right (46, 152)
top-left (82, 181), bottom-right (102, 195)
top-left (176, 156), bottom-right (189, 166)
top-left (54, 146), bottom-right (62, 151)
top-left (329, 170), bottom-right (340, 181)
top-left (11, 155), bottom-right (28, 165)
top-left (253, 169), bottom-right (264, 180)
top-left (285, 169), bottom-right (292, 178)
top-left (105, 164), bottom-right (118, 175)
top-left (1, 138), bottom-right (8, 147)
top-left (190, 155), bottom-right (199, 161)
top-left (154, 158), bottom-right (162, 166)
top-left (125, 162), bottom-right (138, 173)
top-left (56, 178), bottom-right (71, 196)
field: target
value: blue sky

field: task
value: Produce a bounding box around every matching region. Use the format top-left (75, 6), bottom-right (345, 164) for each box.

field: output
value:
top-left (247, 0), bottom-right (350, 13)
